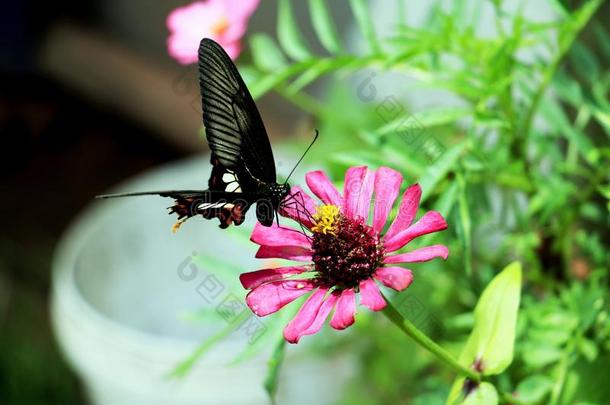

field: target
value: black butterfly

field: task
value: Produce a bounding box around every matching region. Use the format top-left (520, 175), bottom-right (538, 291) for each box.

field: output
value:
top-left (97, 38), bottom-right (316, 231)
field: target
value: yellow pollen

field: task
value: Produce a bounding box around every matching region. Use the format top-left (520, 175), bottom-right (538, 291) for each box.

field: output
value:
top-left (311, 204), bottom-right (340, 235)
top-left (211, 16), bottom-right (229, 35)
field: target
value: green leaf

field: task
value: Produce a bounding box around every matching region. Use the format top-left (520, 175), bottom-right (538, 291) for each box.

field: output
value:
top-left (598, 184), bottom-right (610, 199)
top-left (553, 73), bottom-right (583, 106)
top-left (528, 327), bottom-right (571, 346)
top-left (463, 383), bottom-right (498, 405)
top-left (590, 83), bottom-right (610, 135)
top-left (419, 142), bottom-right (466, 203)
top-left (458, 262), bottom-right (522, 375)
top-left (238, 65), bottom-right (263, 89)
top-left (521, 343), bottom-right (563, 368)
top-left (250, 33), bottom-right (287, 72)
top-left (309, 0), bottom-right (343, 54)
top-left (539, 97), bottom-right (598, 164)
top-left (169, 310), bottom-right (250, 378)
top-left (230, 300), bottom-right (297, 365)
top-left (593, 23), bottom-right (610, 61)
top-left (569, 41), bottom-right (599, 81)
top-left (546, 0), bottom-right (569, 17)
top-left (591, 105), bottom-right (610, 135)
top-left (447, 377), bottom-right (465, 405)
top-left (578, 337), bottom-right (599, 362)
top-left (189, 254), bottom-right (244, 284)
top-left (286, 58), bottom-right (350, 94)
top-left (560, 355), bottom-right (610, 404)
top-left (433, 181), bottom-right (459, 217)
top-left (349, 0), bottom-right (381, 54)
top-left (249, 61), bottom-right (315, 99)
top-left (457, 172), bottom-right (472, 277)
top-left (515, 375), bottom-right (554, 404)
top-left (378, 107), bottom-right (471, 136)
top-left (277, 0), bottom-right (313, 61)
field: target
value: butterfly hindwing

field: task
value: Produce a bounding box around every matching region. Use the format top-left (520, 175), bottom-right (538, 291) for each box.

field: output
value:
top-left (165, 189), bottom-right (254, 229)
top-left (208, 155), bottom-right (246, 193)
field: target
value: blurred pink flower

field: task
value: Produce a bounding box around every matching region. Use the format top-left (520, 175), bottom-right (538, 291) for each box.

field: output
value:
top-left (166, 0), bottom-right (259, 63)
top-left (240, 166), bottom-right (449, 344)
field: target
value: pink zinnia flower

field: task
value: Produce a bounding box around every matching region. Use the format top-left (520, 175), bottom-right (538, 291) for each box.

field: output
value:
top-left (240, 166), bottom-right (449, 344)
top-left (166, 0), bottom-right (259, 63)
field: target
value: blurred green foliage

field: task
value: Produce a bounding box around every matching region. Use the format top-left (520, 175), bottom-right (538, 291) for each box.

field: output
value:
top-left (190, 0), bottom-right (610, 404)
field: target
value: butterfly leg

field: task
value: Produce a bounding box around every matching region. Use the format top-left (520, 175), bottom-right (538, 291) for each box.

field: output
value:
top-left (290, 195), bottom-right (314, 239)
top-left (281, 192), bottom-right (314, 223)
top-left (278, 198), bottom-right (313, 242)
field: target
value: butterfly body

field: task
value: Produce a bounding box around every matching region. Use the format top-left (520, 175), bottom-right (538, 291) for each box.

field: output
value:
top-left (165, 179), bottom-right (289, 229)
top-left (254, 182), bottom-right (291, 226)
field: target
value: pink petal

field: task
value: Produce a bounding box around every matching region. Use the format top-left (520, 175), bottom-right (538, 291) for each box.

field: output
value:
top-left (221, 0), bottom-right (260, 42)
top-left (343, 166), bottom-right (375, 222)
top-left (255, 245), bottom-right (312, 261)
top-left (384, 211), bottom-right (448, 252)
top-left (374, 267), bottom-right (413, 291)
top-left (246, 280), bottom-right (315, 316)
top-left (306, 170), bottom-right (342, 206)
top-left (167, 35), bottom-right (203, 65)
top-left (166, 2), bottom-right (225, 64)
top-left (223, 0), bottom-right (260, 19)
top-left (279, 185), bottom-right (316, 228)
top-left (165, 0), bottom-right (257, 63)
top-left (251, 222), bottom-right (310, 249)
top-left (372, 167), bottom-right (403, 233)
top-left (359, 279), bottom-right (386, 311)
top-left (300, 293), bottom-right (339, 337)
top-left (384, 245), bottom-right (449, 264)
top-left (167, 2), bottom-right (223, 31)
top-left (284, 288), bottom-right (328, 343)
top-left (330, 289), bottom-right (356, 330)
top-left (384, 184), bottom-right (422, 241)
top-left (219, 41), bottom-right (241, 60)
top-left (239, 266), bottom-right (309, 290)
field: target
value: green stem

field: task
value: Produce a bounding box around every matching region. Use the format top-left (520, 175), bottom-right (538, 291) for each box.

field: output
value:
top-left (381, 296), bottom-right (481, 382)
top-left (276, 85), bottom-right (326, 118)
top-left (264, 337), bottom-right (286, 405)
top-left (549, 340), bottom-right (575, 405)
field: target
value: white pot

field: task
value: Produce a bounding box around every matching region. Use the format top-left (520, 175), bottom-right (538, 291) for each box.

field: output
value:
top-left (51, 153), bottom-right (353, 405)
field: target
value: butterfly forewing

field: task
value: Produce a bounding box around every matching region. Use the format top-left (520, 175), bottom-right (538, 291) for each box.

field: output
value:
top-left (198, 38), bottom-right (277, 185)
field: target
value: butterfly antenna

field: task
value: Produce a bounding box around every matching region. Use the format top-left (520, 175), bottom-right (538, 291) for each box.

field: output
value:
top-left (284, 129), bottom-right (319, 184)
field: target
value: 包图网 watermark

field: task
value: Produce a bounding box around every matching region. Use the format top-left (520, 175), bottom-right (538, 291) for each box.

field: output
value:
top-left (356, 72), bottom-right (446, 163)
top-left (177, 251), bottom-right (267, 344)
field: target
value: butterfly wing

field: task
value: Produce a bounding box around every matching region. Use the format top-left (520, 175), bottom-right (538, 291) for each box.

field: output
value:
top-left (198, 38), bottom-right (277, 190)
top-left (168, 189), bottom-right (254, 229)
top-left (96, 39), bottom-right (280, 230)
top-left (206, 155), bottom-right (254, 228)
top-left (96, 189), bottom-right (255, 229)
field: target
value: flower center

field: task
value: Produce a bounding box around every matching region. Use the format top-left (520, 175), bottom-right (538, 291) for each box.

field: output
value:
top-left (311, 204), bottom-right (340, 234)
top-left (211, 16), bottom-right (229, 35)
top-left (311, 205), bottom-right (384, 289)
